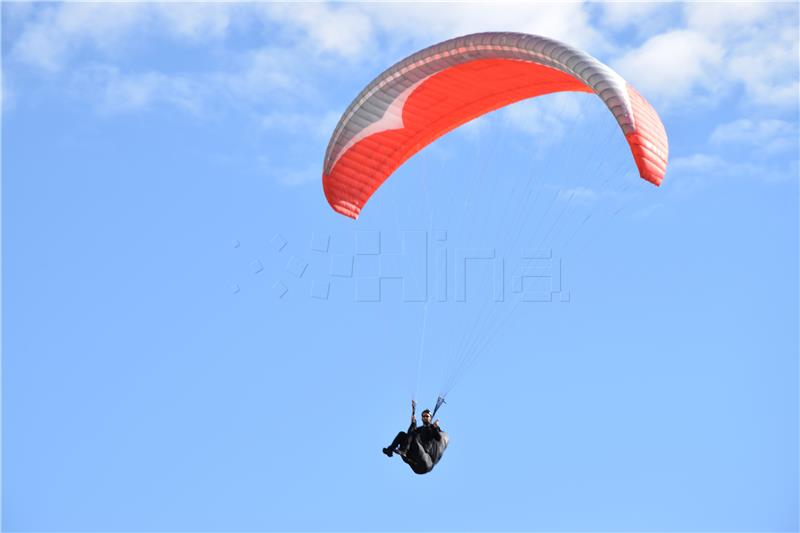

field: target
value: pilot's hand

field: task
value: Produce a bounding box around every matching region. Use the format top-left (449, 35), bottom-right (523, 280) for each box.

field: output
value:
top-left (411, 399), bottom-right (416, 413)
top-left (433, 419), bottom-right (440, 427)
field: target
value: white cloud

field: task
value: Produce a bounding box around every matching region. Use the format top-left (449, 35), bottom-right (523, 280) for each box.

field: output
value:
top-left (726, 23), bottom-right (799, 108)
top-left (684, 2), bottom-right (777, 38)
top-left (613, 30), bottom-right (724, 104)
top-left (710, 119), bottom-right (799, 155)
top-left (260, 3), bottom-right (375, 60)
top-left (611, 3), bottom-right (799, 109)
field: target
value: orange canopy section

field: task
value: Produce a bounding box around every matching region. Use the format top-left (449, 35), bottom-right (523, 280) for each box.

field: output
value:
top-left (322, 32), bottom-right (668, 219)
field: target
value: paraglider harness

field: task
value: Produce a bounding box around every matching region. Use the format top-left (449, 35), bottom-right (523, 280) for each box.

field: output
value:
top-left (394, 396), bottom-right (447, 468)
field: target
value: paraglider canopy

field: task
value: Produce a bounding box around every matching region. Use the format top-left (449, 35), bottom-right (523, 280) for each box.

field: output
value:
top-left (322, 32), bottom-right (668, 219)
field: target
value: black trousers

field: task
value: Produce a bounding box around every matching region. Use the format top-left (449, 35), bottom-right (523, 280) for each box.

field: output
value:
top-left (389, 431), bottom-right (412, 450)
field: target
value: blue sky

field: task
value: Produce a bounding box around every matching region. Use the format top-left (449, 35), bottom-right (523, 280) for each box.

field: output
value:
top-left (2, 2), bottom-right (798, 531)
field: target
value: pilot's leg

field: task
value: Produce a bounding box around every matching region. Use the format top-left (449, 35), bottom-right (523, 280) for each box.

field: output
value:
top-left (383, 431), bottom-right (409, 457)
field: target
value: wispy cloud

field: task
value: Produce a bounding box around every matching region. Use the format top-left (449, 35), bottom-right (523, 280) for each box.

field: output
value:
top-left (361, 2), bottom-right (609, 53)
top-left (213, 47), bottom-right (308, 104)
top-left (257, 156), bottom-right (318, 187)
top-left (670, 151), bottom-right (796, 194)
top-left (502, 93), bottom-right (585, 145)
top-left (67, 44), bottom-right (315, 117)
top-left (73, 65), bottom-right (207, 115)
top-left (557, 186), bottom-right (598, 205)
top-left (710, 119), bottom-right (799, 156)
top-left (11, 3), bottom-right (234, 72)
top-left (630, 202), bottom-right (664, 220)
top-left (151, 3), bottom-right (233, 42)
top-left (260, 110), bottom-right (341, 140)
top-left (597, 3), bottom-right (677, 37)
top-left (12, 3), bottom-right (146, 72)
top-left (259, 3), bottom-right (375, 60)
top-left (671, 153), bottom-right (731, 173)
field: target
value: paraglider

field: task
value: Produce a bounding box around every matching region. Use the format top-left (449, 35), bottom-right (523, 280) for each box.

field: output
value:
top-left (322, 31), bottom-right (668, 219)
top-left (383, 400), bottom-right (449, 475)
top-left (321, 32), bottom-right (669, 473)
